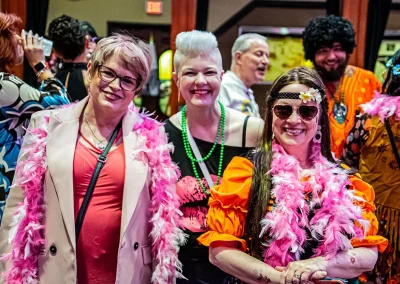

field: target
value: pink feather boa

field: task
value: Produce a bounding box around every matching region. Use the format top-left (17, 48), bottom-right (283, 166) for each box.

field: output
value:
top-left (132, 112), bottom-right (186, 284)
top-left (1, 119), bottom-right (49, 284)
top-left (260, 141), bottom-right (369, 267)
top-left (361, 91), bottom-right (400, 122)
top-left (2, 109), bottom-right (186, 284)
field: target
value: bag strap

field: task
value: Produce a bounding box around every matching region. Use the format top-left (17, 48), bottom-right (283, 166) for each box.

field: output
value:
top-left (186, 123), bottom-right (215, 188)
top-left (242, 116), bottom-right (250, 148)
top-left (75, 120), bottom-right (122, 242)
top-left (384, 118), bottom-right (400, 167)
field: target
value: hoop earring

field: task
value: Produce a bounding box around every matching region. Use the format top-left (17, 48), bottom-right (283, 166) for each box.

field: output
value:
top-left (313, 125), bottom-right (322, 144)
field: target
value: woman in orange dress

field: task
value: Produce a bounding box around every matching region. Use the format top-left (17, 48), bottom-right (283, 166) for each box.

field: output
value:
top-left (198, 67), bottom-right (387, 283)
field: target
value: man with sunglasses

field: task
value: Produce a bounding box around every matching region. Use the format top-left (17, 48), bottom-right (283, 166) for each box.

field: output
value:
top-left (303, 15), bottom-right (381, 164)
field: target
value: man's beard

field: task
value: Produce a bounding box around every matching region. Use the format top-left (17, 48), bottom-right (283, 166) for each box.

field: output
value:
top-left (313, 57), bottom-right (349, 82)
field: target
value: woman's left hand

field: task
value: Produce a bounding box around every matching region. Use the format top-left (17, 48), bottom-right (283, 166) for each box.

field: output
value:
top-left (276, 257), bottom-right (328, 284)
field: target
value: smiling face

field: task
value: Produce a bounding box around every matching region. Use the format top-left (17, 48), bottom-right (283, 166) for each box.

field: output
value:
top-left (87, 55), bottom-right (138, 114)
top-left (314, 42), bottom-right (347, 82)
top-left (235, 39), bottom-right (269, 87)
top-left (173, 53), bottom-right (223, 108)
top-left (272, 84), bottom-right (320, 153)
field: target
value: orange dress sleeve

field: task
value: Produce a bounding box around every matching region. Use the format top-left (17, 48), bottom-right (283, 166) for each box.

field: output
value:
top-left (349, 173), bottom-right (388, 253)
top-left (197, 156), bottom-right (253, 252)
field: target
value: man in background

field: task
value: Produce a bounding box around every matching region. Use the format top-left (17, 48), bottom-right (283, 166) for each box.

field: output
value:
top-left (303, 15), bottom-right (381, 163)
top-left (219, 33), bottom-right (269, 117)
top-left (48, 15), bottom-right (96, 101)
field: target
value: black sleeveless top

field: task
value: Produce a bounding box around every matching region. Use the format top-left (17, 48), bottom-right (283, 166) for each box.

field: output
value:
top-left (56, 62), bottom-right (88, 102)
top-left (164, 118), bottom-right (252, 284)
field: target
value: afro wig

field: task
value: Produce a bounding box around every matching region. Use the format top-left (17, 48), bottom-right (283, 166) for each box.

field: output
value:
top-left (302, 15), bottom-right (356, 61)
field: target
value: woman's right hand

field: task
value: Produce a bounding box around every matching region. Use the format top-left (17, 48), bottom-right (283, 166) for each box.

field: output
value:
top-left (275, 257), bottom-right (328, 283)
top-left (21, 29), bottom-right (45, 68)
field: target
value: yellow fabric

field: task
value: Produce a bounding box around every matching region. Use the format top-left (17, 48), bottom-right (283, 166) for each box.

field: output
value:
top-left (198, 156), bottom-right (388, 253)
top-left (359, 116), bottom-right (400, 209)
top-left (359, 116), bottom-right (400, 279)
top-left (329, 65), bottom-right (381, 159)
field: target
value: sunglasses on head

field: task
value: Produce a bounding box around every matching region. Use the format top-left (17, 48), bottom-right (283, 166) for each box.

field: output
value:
top-left (273, 104), bottom-right (319, 121)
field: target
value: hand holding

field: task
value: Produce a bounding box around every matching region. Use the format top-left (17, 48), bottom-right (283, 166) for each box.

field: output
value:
top-left (21, 30), bottom-right (45, 68)
top-left (276, 257), bottom-right (328, 284)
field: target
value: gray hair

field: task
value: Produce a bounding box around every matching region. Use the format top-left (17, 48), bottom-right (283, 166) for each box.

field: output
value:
top-left (174, 30), bottom-right (222, 72)
top-left (231, 33), bottom-right (267, 66)
top-left (89, 33), bottom-right (151, 92)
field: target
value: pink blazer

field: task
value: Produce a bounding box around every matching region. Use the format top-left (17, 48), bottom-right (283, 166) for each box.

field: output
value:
top-left (0, 97), bottom-right (183, 283)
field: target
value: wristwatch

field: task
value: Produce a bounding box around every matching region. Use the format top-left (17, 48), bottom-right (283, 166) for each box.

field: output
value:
top-left (33, 61), bottom-right (48, 73)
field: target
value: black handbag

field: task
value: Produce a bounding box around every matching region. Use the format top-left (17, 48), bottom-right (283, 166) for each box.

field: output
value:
top-left (75, 121), bottom-right (122, 241)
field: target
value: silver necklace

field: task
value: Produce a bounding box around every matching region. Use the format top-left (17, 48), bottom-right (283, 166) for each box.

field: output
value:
top-left (83, 114), bottom-right (108, 150)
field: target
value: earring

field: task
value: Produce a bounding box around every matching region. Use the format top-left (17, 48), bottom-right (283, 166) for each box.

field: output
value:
top-left (178, 90), bottom-right (181, 102)
top-left (313, 125), bottom-right (322, 143)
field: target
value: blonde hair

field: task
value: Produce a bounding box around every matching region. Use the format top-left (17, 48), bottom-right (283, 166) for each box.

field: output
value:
top-left (173, 30), bottom-right (222, 72)
top-left (89, 33), bottom-right (151, 92)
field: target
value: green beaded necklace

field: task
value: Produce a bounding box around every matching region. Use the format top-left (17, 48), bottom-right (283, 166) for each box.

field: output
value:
top-left (181, 101), bottom-right (226, 195)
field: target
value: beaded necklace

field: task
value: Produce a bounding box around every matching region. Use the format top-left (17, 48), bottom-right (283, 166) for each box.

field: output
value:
top-left (181, 101), bottom-right (226, 194)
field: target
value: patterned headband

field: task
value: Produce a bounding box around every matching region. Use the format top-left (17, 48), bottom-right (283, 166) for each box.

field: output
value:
top-left (273, 88), bottom-right (322, 104)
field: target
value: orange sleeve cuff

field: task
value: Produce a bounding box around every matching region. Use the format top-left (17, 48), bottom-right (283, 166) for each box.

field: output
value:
top-left (349, 175), bottom-right (388, 253)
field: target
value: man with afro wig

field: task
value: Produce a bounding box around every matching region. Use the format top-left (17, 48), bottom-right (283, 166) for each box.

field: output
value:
top-left (303, 15), bottom-right (381, 165)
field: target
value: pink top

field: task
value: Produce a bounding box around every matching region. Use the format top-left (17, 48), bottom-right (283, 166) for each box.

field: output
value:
top-left (73, 133), bottom-right (125, 284)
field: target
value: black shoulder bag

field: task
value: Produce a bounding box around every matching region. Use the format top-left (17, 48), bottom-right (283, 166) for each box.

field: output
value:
top-left (384, 118), bottom-right (400, 167)
top-left (75, 121), bottom-right (122, 242)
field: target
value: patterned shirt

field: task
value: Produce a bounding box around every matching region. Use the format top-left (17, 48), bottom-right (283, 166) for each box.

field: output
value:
top-left (218, 71), bottom-right (260, 117)
top-left (0, 73), bottom-right (70, 222)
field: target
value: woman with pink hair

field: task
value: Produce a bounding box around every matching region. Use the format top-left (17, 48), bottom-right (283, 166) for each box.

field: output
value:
top-left (0, 33), bottom-right (184, 284)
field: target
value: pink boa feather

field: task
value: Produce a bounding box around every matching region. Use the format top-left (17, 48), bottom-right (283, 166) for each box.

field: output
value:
top-left (1, 121), bottom-right (48, 283)
top-left (361, 91), bottom-right (400, 122)
top-left (260, 142), bottom-right (368, 267)
top-left (133, 114), bottom-right (186, 284)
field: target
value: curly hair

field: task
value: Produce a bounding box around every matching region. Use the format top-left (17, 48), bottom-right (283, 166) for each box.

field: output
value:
top-left (302, 15), bottom-right (356, 61)
top-left (48, 14), bottom-right (85, 61)
top-left (0, 12), bottom-right (22, 72)
top-left (383, 49), bottom-right (400, 96)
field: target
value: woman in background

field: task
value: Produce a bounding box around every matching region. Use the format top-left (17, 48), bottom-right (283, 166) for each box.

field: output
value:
top-left (0, 12), bottom-right (69, 223)
top-left (165, 30), bottom-right (264, 283)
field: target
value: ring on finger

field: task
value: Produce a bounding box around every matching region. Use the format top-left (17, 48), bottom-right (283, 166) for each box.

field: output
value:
top-left (294, 273), bottom-right (301, 279)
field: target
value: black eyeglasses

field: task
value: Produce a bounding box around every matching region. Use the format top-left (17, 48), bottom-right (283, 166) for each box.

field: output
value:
top-left (273, 105), bottom-right (319, 121)
top-left (98, 65), bottom-right (139, 91)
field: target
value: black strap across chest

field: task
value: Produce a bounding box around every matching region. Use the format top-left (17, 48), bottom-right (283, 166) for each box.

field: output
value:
top-left (75, 120), bottom-right (122, 242)
top-left (384, 118), bottom-right (400, 168)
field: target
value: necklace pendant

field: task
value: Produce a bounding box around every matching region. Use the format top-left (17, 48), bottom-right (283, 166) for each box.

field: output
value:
top-left (333, 102), bottom-right (347, 124)
top-left (96, 141), bottom-right (106, 150)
